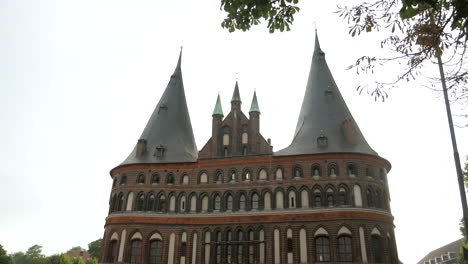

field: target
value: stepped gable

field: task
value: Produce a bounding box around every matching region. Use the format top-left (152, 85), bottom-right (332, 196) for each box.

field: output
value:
top-left (119, 50), bottom-right (198, 165)
top-left (275, 32), bottom-right (378, 157)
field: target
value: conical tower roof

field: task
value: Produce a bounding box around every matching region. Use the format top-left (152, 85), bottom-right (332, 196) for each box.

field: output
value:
top-left (212, 93), bottom-right (224, 116)
top-left (249, 91), bottom-right (260, 113)
top-left (120, 51), bottom-right (198, 165)
top-left (275, 33), bottom-right (377, 156)
top-left (231, 81), bottom-right (241, 102)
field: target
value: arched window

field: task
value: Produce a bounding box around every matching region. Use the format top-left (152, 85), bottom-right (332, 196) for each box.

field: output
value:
top-left (136, 193), bottom-right (145, 211)
top-left (151, 173), bottom-right (160, 184)
top-left (288, 190), bottom-right (296, 208)
top-left (182, 175), bottom-right (189, 185)
top-left (190, 195), bottom-right (197, 212)
top-left (202, 196), bottom-right (209, 212)
top-left (179, 196), bottom-right (186, 212)
top-left (148, 239), bottom-right (163, 264)
top-left (130, 239), bottom-right (142, 264)
top-left (158, 195), bottom-right (166, 212)
top-left (371, 235), bottom-right (383, 263)
top-left (301, 189), bottom-right (309, 208)
top-left (293, 167), bottom-right (302, 178)
top-left (147, 194), bottom-right (155, 211)
top-left (286, 229), bottom-right (293, 254)
top-left (203, 231), bottom-right (211, 264)
top-left (214, 171), bottom-right (222, 183)
top-left (137, 174), bottom-right (145, 184)
top-left (248, 231), bottom-right (255, 264)
top-left (312, 165), bottom-right (321, 178)
top-left (112, 178), bottom-right (117, 187)
top-left (214, 194), bottom-right (221, 211)
top-left (230, 170), bottom-right (236, 182)
top-left (223, 134), bottom-right (230, 146)
top-left (375, 189), bottom-right (382, 208)
top-left (326, 189), bottom-right (334, 207)
top-left (275, 191), bottom-right (284, 209)
top-left (120, 175), bottom-right (127, 185)
top-left (226, 194), bottom-right (233, 211)
top-left (239, 194), bottom-right (246, 210)
top-left (237, 231), bottom-right (244, 263)
top-left (251, 193), bottom-right (259, 210)
top-left (258, 169), bottom-right (267, 180)
top-left (226, 230), bottom-right (233, 263)
top-left (109, 195), bottom-right (117, 214)
top-left (367, 188), bottom-right (374, 207)
top-left (379, 168), bottom-right (386, 181)
top-left (180, 232), bottom-right (187, 261)
top-left (166, 173), bottom-right (175, 185)
top-left (242, 132), bottom-right (248, 144)
top-left (264, 192), bottom-right (271, 210)
top-left (169, 196), bottom-right (176, 212)
top-left (315, 236), bottom-right (330, 262)
top-left (108, 239), bottom-right (118, 263)
top-left (338, 188), bottom-right (347, 206)
top-left (366, 167), bottom-right (374, 177)
top-left (243, 169), bottom-right (251, 181)
top-left (347, 164), bottom-right (356, 177)
top-left (215, 231), bottom-right (222, 264)
top-left (200, 172), bottom-right (208, 184)
top-left (314, 190), bottom-right (322, 207)
top-left (243, 146), bottom-right (248, 156)
top-left (275, 168), bottom-right (283, 180)
top-left (328, 165), bottom-right (338, 177)
top-left (224, 147), bottom-right (229, 157)
top-left (337, 235), bottom-right (353, 262)
top-left (117, 193), bottom-right (124, 211)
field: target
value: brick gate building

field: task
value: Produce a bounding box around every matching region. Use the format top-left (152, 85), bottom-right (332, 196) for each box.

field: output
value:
top-left (100, 33), bottom-right (399, 264)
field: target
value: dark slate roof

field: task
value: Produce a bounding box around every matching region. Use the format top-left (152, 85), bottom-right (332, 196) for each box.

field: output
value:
top-left (231, 81), bottom-right (241, 102)
top-left (212, 93), bottom-right (224, 116)
top-left (249, 91), bottom-right (260, 113)
top-left (119, 51), bottom-right (198, 165)
top-left (275, 32), bottom-right (378, 157)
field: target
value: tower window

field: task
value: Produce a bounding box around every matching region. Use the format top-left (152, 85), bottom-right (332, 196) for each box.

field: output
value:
top-left (151, 173), bottom-right (160, 184)
top-left (137, 174), bottom-right (145, 184)
top-left (120, 175), bottom-right (127, 185)
top-left (337, 235), bottom-right (353, 262)
top-left (287, 238), bottom-right (293, 253)
top-left (315, 236), bottom-right (331, 262)
top-left (224, 147), bottom-right (229, 157)
top-left (166, 174), bottom-right (175, 185)
top-left (294, 167), bottom-right (302, 178)
top-left (223, 134), bottom-right (230, 146)
top-left (243, 146), bottom-right (248, 156)
top-left (242, 132), bottom-right (248, 144)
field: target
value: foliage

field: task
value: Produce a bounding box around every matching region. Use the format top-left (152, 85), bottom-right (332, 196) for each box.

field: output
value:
top-left (0, 245), bottom-right (6, 257)
top-left (65, 248), bottom-right (82, 255)
top-left (86, 239), bottom-right (101, 260)
top-left (220, 0), bottom-right (468, 112)
top-left (11, 251), bottom-right (28, 264)
top-left (0, 246), bottom-right (12, 264)
top-left (25, 246), bottom-right (43, 260)
top-left (220, 0), bottom-right (300, 33)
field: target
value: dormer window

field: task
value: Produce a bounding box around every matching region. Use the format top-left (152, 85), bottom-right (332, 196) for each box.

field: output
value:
top-left (155, 144), bottom-right (166, 158)
top-left (317, 135), bottom-right (328, 148)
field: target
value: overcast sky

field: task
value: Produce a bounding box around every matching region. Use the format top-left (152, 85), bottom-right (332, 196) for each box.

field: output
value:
top-left (1, 1), bottom-right (467, 263)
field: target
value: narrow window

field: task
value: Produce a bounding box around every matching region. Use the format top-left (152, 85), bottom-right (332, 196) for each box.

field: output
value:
top-left (167, 174), bottom-right (174, 185)
top-left (181, 242), bottom-right (187, 257)
top-left (158, 196), bottom-right (166, 212)
top-left (275, 168), bottom-right (283, 180)
top-left (147, 195), bottom-right (155, 211)
top-left (108, 240), bottom-right (118, 263)
top-left (136, 193), bottom-right (145, 211)
top-left (237, 231), bottom-right (244, 263)
top-left (251, 193), bottom-right (259, 210)
top-left (287, 238), bottom-right (293, 253)
top-left (259, 169), bottom-right (267, 180)
top-left (242, 132), bottom-right (248, 144)
top-left (215, 232), bottom-right (222, 264)
top-left (224, 147), bottom-right (229, 157)
top-left (215, 172), bottom-right (222, 183)
top-left (338, 188), bottom-right (347, 206)
top-left (312, 165), bottom-right (321, 177)
top-left (371, 235), bottom-right (383, 263)
top-left (214, 195), bottom-right (221, 211)
top-left (326, 191), bottom-right (334, 207)
top-left (230, 171), bottom-right (236, 181)
top-left (239, 195), bottom-right (246, 210)
top-left (130, 240), bottom-right (142, 264)
top-left (315, 236), bottom-right (331, 262)
top-left (227, 195), bottom-right (233, 210)
top-left (314, 191), bottom-right (322, 207)
top-left (151, 174), bottom-right (160, 184)
top-left (294, 167), bottom-right (302, 178)
top-left (243, 146), bottom-right (248, 156)
top-left (182, 175), bottom-right (189, 185)
top-left (226, 231), bottom-right (233, 263)
top-left (200, 173), bottom-right (208, 184)
top-left (367, 188), bottom-right (374, 207)
top-left (337, 235), bottom-right (353, 262)
top-left (244, 170), bottom-right (251, 181)
top-left (148, 240), bottom-right (163, 264)
top-left (223, 134), bottom-right (230, 145)
top-left (112, 178), bottom-right (117, 187)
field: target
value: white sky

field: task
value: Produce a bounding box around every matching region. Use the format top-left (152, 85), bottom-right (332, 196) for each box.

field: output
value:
top-left (1, 1), bottom-right (467, 263)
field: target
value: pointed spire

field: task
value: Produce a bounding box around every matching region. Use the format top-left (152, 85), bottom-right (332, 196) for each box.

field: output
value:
top-left (212, 93), bottom-right (224, 116)
top-left (120, 50), bottom-right (198, 165)
top-left (275, 32), bottom-right (377, 157)
top-left (231, 81), bottom-right (241, 103)
top-left (249, 91), bottom-right (260, 113)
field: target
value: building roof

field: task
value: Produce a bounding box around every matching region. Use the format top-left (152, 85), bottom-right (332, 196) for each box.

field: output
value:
top-left (417, 239), bottom-right (463, 264)
top-left (231, 81), bottom-right (241, 102)
top-left (119, 50), bottom-right (198, 165)
top-left (275, 32), bottom-right (378, 157)
top-left (212, 93), bottom-right (224, 116)
top-left (249, 91), bottom-right (260, 113)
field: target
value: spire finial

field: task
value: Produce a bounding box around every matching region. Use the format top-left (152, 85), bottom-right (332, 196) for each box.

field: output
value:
top-left (213, 93), bottom-right (224, 116)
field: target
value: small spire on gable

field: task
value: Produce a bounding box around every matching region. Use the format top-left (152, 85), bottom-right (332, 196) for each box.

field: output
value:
top-left (249, 90), bottom-right (260, 113)
top-left (231, 81), bottom-right (242, 103)
top-left (212, 93), bottom-right (224, 116)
